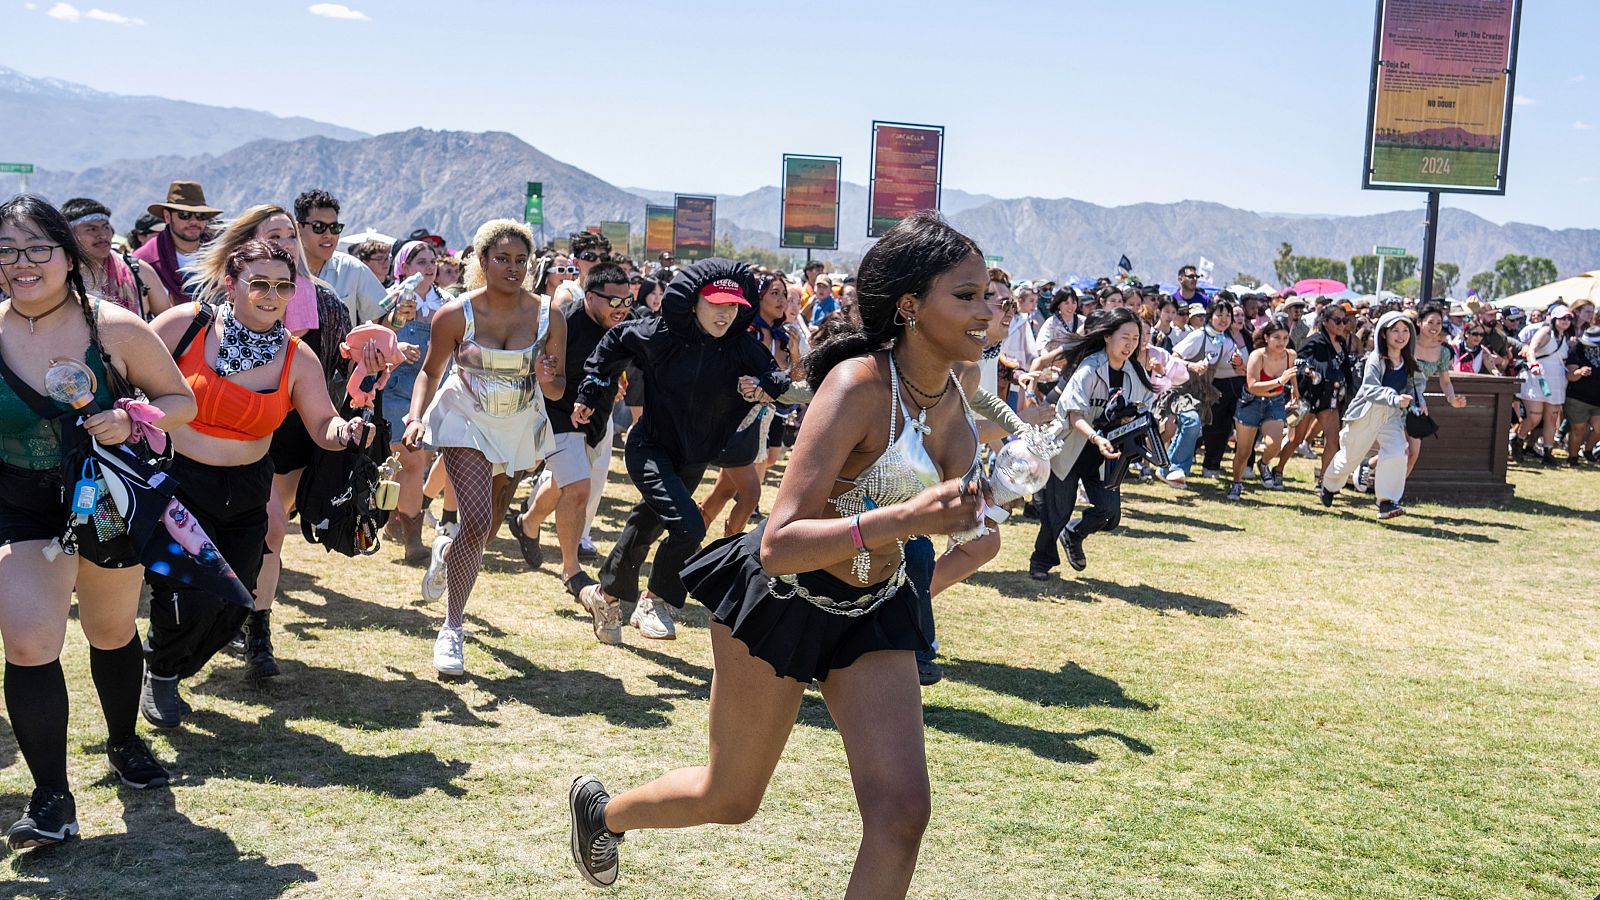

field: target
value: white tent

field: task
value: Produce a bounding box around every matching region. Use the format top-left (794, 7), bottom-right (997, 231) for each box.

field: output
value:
top-left (1494, 270), bottom-right (1600, 309)
top-left (337, 228), bottom-right (396, 249)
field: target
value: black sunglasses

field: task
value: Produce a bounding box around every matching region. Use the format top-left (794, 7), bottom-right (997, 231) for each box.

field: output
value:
top-left (577, 251), bottom-right (606, 263)
top-left (588, 289), bottom-right (634, 309)
top-left (299, 220), bottom-right (346, 235)
top-left (172, 210), bottom-right (216, 222)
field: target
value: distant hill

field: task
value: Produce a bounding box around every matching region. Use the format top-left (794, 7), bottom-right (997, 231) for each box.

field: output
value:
top-left (22, 121), bottom-right (1598, 290)
top-left (0, 65), bottom-right (367, 171)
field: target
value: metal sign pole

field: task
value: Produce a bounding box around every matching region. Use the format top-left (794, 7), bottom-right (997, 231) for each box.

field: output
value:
top-left (1419, 191), bottom-right (1440, 300)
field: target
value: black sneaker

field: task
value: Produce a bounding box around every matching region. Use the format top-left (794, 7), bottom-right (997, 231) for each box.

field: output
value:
top-left (7, 787), bottom-right (78, 850)
top-left (141, 671), bottom-right (183, 729)
top-left (569, 775), bottom-right (624, 887)
top-left (917, 658), bottom-right (943, 686)
top-left (1059, 528), bottom-right (1087, 572)
top-left (509, 497), bottom-right (545, 570)
top-left (563, 570), bottom-right (599, 602)
top-left (107, 735), bottom-right (170, 789)
top-left (1376, 499), bottom-right (1406, 520)
top-left (1318, 485), bottom-right (1336, 507)
top-left (244, 610), bottom-right (279, 680)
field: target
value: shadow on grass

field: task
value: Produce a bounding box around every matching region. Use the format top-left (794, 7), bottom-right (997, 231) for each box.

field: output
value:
top-left (924, 706), bottom-right (1153, 764)
top-left (275, 569), bottom-right (506, 640)
top-left (941, 658), bottom-right (1155, 711)
top-left (1117, 527), bottom-right (1192, 543)
top-left (1124, 508), bottom-right (1244, 533)
top-left (1074, 577), bottom-right (1242, 617)
top-left (620, 643), bottom-right (712, 700)
top-left (461, 642), bottom-right (679, 729)
top-left (1292, 505), bottom-right (1500, 542)
top-left (0, 716), bottom-right (13, 771)
top-left (198, 661), bottom-right (489, 731)
top-left (5, 789), bottom-right (317, 898)
top-left (1504, 495), bottom-right (1600, 523)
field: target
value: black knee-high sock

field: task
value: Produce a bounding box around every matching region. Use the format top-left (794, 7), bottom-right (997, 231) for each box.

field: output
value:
top-left (4, 660), bottom-right (70, 791)
top-left (90, 634), bottom-right (144, 744)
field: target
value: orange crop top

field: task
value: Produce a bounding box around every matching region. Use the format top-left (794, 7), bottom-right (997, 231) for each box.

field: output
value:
top-left (177, 323), bottom-right (299, 441)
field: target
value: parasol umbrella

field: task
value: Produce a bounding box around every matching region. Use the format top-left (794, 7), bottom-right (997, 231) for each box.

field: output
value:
top-left (1494, 270), bottom-right (1600, 309)
top-left (1293, 278), bottom-right (1348, 296)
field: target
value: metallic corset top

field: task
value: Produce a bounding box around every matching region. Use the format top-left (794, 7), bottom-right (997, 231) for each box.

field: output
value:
top-left (829, 354), bottom-right (979, 521)
top-left (455, 297), bottom-right (549, 418)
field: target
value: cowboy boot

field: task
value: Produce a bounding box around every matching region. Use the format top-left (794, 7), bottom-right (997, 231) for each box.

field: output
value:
top-left (400, 512), bottom-right (430, 565)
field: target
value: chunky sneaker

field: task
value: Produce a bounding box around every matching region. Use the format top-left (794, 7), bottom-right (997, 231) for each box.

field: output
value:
top-left (1318, 484), bottom-right (1337, 507)
top-left (1164, 468), bottom-right (1187, 488)
top-left (107, 735), bottom-right (170, 789)
top-left (422, 531), bottom-right (452, 603)
top-left (1255, 460), bottom-right (1273, 484)
top-left (1227, 482), bottom-right (1244, 502)
top-left (1376, 499), bottom-right (1406, 520)
top-left (629, 595), bottom-right (677, 641)
top-left (1270, 471), bottom-right (1286, 490)
top-left (7, 788), bottom-right (78, 850)
top-left (569, 775), bottom-right (624, 887)
top-left (579, 585), bottom-right (623, 645)
top-left (141, 671), bottom-right (183, 729)
top-left (433, 625), bottom-right (466, 677)
top-left (244, 609), bottom-right (279, 680)
top-left (1059, 528), bottom-right (1087, 572)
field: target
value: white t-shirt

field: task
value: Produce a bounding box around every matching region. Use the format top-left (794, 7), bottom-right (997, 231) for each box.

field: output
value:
top-left (554, 280), bottom-right (584, 309)
top-left (315, 250), bottom-right (389, 324)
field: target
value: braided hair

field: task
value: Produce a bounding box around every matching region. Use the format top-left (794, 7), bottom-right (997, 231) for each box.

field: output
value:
top-left (805, 211), bottom-right (981, 387)
top-left (0, 195), bottom-right (134, 399)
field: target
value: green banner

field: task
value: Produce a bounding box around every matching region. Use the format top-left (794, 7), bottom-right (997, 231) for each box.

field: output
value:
top-left (780, 155), bottom-right (841, 251)
top-left (524, 182), bottom-right (543, 226)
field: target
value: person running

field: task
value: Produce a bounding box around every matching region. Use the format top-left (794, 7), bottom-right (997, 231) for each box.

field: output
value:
top-left (294, 189), bottom-right (387, 325)
top-left (1319, 311), bottom-right (1422, 520)
top-left (60, 197), bottom-right (173, 319)
top-left (1400, 302), bottom-right (1467, 477)
top-left (0, 196), bottom-right (197, 850)
top-left (380, 240), bottom-right (444, 563)
top-left (569, 259), bottom-right (791, 645)
top-left (1029, 308), bottom-right (1152, 579)
top-left (141, 239), bottom-right (373, 726)
top-left (569, 212), bottom-right (989, 895)
top-left (133, 181), bottom-right (222, 305)
top-left (510, 261), bottom-right (631, 596)
top-left (1167, 301), bottom-right (1243, 483)
top-left (1282, 302), bottom-right (1356, 480)
top-left (1512, 303), bottom-right (1575, 464)
top-left (1227, 319), bottom-right (1299, 499)
top-left (1564, 326), bottom-right (1600, 463)
top-left (404, 220), bottom-right (563, 677)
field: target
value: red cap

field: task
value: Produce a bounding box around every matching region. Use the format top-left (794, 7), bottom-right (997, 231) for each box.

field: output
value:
top-left (699, 278), bottom-right (750, 307)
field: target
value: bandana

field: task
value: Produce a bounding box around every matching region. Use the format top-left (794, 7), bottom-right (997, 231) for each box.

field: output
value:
top-left (213, 302), bottom-right (287, 377)
top-left (69, 212), bottom-right (111, 228)
top-left (982, 342), bottom-right (1004, 360)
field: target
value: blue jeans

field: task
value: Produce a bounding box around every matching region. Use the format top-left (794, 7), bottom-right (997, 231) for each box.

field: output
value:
top-left (1166, 409), bottom-right (1202, 475)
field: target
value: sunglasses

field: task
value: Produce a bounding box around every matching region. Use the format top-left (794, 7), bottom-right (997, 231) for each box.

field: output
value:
top-left (0, 244), bottom-right (59, 266)
top-left (172, 210), bottom-right (216, 222)
top-left (243, 278), bottom-right (296, 299)
top-left (1467, 331), bottom-right (1487, 338)
top-left (1326, 316), bottom-right (1349, 325)
top-left (549, 264), bottom-right (579, 276)
top-left (576, 251), bottom-right (606, 263)
top-left (1180, 272), bottom-right (1198, 279)
top-left (588, 290), bottom-right (634, 309)
top-left (299, 220), bottom-right (345, 235)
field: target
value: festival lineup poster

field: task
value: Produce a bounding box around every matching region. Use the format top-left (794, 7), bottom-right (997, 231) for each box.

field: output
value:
top-left (673, 195), bottom-right (716, 261)
top-left (780, 155), bottom-right (842, 250)
top-left (867, 122), bottom-right (943, 237)
top-left (1364, 0), bottom-right (1520, 193)
top-left (644, 205), bottom-right (675, 255)
top-left (600, 221), bottom-right (630, 256)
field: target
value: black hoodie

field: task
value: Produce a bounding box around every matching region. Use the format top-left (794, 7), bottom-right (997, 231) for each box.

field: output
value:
top-left (576, 258), bottom-right (791, 467)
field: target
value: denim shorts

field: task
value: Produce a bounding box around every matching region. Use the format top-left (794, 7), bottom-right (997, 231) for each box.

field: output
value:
top-left (1236, 393), bottom-right (1287, 427)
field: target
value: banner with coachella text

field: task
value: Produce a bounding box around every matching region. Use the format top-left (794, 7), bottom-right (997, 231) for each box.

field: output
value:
top-left (780, 154), bottom-right (842, 250)
top-left (644, 205), bottom-right (675, 255)
top-left (673, 195), bottom-right (715, 261)
top-left (1362, 0), bottom-right (1521, 194)
top-left (867, 122), bottom-right (943, 237)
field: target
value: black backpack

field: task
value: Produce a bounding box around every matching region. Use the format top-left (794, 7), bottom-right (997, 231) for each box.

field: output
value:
top-left (295, 394), bottom-right (393, 556)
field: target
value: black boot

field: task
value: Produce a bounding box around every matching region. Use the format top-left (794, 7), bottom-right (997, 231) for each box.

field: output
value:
top-left (244, 610), bottom-right (280, 680)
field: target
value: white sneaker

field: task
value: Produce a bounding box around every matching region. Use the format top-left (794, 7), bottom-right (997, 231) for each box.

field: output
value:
top-left (1296, 443), bottom-right (1317, 459)
top-left (433, 625), bottom-right (465, 676)
top-left (580, 585), bottom-right (623, 645)
top-left (1164, 468), bottom-right (1188, 488)
top-left (630, 594), bottom-right (677, 641)
top-left (422, 532), bottom-right (452, 603)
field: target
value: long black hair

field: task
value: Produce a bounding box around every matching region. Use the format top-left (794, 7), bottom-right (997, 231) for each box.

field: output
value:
top-left (0, 194), bottom-right (132, 398)
top-left (1057, 307), bottom-right (1154, 390)
top-left (805, 211), bottom-right (980, 387)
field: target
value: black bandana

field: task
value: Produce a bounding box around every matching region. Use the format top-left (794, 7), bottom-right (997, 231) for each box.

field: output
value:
top-left (982, 342), bottom-right (1004, 360)
top-left (213, 302), bottom-right (287, 377)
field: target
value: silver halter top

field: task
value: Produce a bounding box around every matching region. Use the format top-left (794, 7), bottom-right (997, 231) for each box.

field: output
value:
top-left (455, 295), bottom-right (551, 418)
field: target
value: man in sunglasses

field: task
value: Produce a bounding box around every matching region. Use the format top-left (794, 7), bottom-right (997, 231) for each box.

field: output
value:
top-left (512, 262), bottom-right (634, 595)
top-left (1175, 264), bottom-right (1207, 308)
top-left (294, 189), bottom-right (387, 324)
top-left (132, 180), bottom-right (220, 304)
top-left (556, 231), bottom-right (612, 310)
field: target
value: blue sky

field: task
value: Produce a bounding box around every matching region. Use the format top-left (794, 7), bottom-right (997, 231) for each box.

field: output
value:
top-left (6, 0), bottom-right (1595, 228)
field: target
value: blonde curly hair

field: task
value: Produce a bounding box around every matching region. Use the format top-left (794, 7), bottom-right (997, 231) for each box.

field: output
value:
top-left (462, 219), bottom-right (535, 290)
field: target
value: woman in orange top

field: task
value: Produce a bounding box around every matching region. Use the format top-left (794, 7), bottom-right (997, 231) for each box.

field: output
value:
top-left (140, 240), bottom-right (374, 728)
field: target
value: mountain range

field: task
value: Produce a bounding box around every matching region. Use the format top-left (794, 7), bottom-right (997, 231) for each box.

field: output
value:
top-left (8, 66), bottom-right (1597, 288)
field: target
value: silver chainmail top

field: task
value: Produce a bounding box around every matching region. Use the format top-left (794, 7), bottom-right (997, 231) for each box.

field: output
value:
top-left (769, 561), bottom-right (908, 617)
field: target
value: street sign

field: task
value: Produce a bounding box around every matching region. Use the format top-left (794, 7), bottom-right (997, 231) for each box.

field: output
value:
top-left (0, 163), bottom-right (33, 174)
top-left (1374, 245), bottom-right (1407, 257)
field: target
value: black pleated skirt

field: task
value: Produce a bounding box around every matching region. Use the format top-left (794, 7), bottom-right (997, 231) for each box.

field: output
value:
top-left (682, 522), bottom-right (930, 683)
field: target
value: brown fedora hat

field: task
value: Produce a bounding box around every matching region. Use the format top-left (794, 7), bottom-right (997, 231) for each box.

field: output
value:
top-left (147, 180), bottom-right (221, 218)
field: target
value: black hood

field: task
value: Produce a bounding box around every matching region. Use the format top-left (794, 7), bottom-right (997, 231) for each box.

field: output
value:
top-left (659, 258), bottom-right (761, 344)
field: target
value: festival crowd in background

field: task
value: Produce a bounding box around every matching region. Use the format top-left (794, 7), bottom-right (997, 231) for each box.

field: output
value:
top-left (0, 179), bottom-right (1594, 893)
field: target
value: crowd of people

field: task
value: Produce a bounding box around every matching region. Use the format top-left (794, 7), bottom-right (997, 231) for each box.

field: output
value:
top-left (0, 179), bottom-right (1592, 895)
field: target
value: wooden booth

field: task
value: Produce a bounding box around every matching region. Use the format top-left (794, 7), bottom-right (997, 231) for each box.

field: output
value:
top-left (1406, 373), bottom-right (1519, 504)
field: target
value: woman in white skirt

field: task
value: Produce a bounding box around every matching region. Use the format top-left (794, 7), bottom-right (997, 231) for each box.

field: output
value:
top-left (1512, 302), bottom-right (1575, 463)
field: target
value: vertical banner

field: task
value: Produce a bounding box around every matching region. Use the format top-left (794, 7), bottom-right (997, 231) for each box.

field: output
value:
top-left (644, 205), bottom-right (676, 255)
top-left (1362, 0), bottom-right (1522, 193)
top-left (780, 154), bottom-right (842, 250)
top-left (599, 221), bottom-right (630, 256)
top-left (867, 121), bottom-right (944, 237)
top-left (673, 194), bottom-right (716, 262)
top-left (524, 182), bottom-right (543, 226)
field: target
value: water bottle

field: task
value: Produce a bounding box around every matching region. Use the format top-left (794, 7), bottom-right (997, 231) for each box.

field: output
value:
top-left (1533, 363), bottom-right (1552, 398)
top-left (382, 272), bottom-right (426, 321)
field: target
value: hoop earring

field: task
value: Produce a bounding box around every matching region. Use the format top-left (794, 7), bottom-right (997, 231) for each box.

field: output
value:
top-left (893, 309), bottom-right (908, 326)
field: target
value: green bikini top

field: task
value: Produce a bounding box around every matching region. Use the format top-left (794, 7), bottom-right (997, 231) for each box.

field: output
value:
top-left (0, 345), bottom-right (114, 471)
